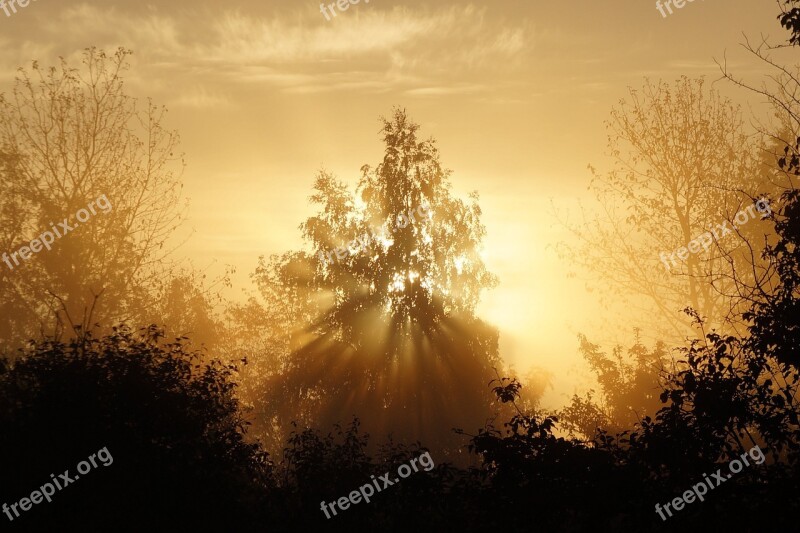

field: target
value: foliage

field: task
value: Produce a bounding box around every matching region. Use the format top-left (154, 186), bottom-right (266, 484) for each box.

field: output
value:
top-left (746, 163), bottom-right (800, 368)
top-left (558, 77), bottom-right (768, 340)
top-left (779, 0), bottom-right (800, 45)
top-left (0, 48), bottom-right (223, 357)
top-left (244, 109), bottom-right (502, 453)
top-left (1, 319), bottom-right (799, 531)
top-left (0, 325), bottom-right (274, 531)
top-left (560, 333), bottom-right (672, 439)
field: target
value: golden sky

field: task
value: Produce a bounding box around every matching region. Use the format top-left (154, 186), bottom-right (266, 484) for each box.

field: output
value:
top-left (0, 0), bottom-right (784, 407)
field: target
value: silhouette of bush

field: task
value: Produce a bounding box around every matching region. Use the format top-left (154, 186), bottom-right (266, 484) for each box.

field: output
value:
top-left (3, 323), bottom-right (798, 532)
top-left (0, 325), bottom-right (275, 532)
top-left (275, 418), bottom-right (463, 532)
top-left (609, 326), bottom-right (800, 531)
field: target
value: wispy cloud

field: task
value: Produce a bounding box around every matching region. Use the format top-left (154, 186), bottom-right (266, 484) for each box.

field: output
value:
top-left (1, 3), bottom-right (533, 96)
top-left (171, 86), bottom-right (234, 108)
top-left (406, 85), bottom-right (489, 96)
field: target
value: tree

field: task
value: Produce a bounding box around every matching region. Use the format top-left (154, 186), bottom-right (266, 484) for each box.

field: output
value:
top-left (0, 47), bottom-right (190, 355)
top-left (560, 333), bottom-right (672, 440)
top-left (246, 109), bottom-right (502, 453)
top-left (223, 251), bottom-right (316, 452)
top-left (558, 77), bottom-right (769, 341)
top-left (555, 77), bottom-right (781, 441)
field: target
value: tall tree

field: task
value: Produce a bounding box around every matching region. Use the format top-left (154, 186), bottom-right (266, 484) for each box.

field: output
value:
top-left (245, 109), bottom-right (501, 452)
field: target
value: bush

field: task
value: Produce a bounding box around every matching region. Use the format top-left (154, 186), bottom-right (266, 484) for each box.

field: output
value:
top-left (0, 325), bottom-right (274, 532)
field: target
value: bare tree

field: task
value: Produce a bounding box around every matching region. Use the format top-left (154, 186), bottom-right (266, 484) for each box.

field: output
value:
top-left (0, 47), bottom-right (188, 353)
top-left (557, 77), bottom-right (768, 342)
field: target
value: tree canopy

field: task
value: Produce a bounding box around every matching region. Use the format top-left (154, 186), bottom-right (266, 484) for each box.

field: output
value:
top-left (240, 109), bottom-right (503, 453)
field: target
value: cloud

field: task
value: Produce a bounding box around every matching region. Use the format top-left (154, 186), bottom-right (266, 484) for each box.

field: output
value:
top-left (0, 3), bottom-right (533, 96)
top-left (405, 85), bottom-right (488, 96)
top-left (170, 86), bottom-right (234, 108)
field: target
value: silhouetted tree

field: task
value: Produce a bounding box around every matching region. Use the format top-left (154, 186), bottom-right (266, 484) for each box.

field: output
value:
top-left (244, 108), bottom-right (502, 454)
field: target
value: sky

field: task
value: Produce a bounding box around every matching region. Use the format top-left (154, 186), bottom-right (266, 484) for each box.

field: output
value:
top-left (0, 0), bottom-right (788, 408)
